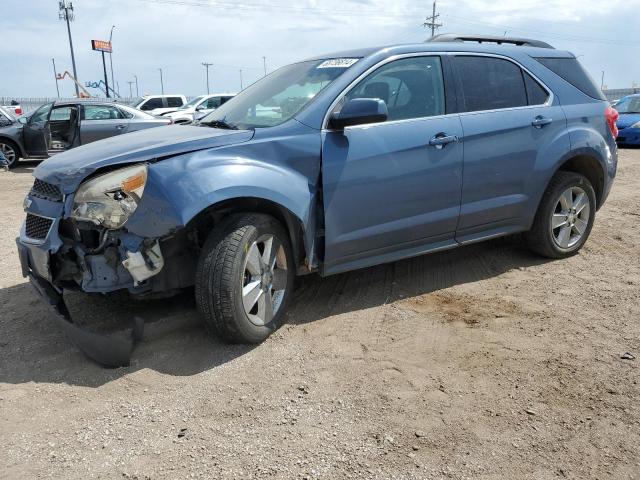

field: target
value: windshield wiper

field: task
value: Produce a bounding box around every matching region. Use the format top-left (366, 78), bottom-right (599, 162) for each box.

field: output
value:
top-left (200, 119), bottom-right (238, 130)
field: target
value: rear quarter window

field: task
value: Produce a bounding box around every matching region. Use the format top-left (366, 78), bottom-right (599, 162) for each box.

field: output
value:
top-left (534, 57), bottom-right (605, 100)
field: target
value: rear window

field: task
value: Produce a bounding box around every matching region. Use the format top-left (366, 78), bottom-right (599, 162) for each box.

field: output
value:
top-left (167, 97), bottom-right (183, 107)
top-left (534, 57), bottom-right (605, 100)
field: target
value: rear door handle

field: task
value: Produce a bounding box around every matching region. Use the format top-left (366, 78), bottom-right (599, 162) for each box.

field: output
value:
top-left (115, 124), bottom-right (127, 130)
top-left (531, 116), bottom-right (552, 128)
top-left (428, 133), bottom-right (459, 149)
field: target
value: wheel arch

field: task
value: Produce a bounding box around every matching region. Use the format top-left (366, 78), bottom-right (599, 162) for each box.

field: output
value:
top-left (554, 153), bottom-right (605, 209)
top-left (0, 135), bottom-right (24, 159)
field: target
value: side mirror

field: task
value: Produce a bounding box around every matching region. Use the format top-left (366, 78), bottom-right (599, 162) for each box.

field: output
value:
top-left (329, 98), bottom-right (388, 130)
top-left (17, 116), bottom-right (28, 125)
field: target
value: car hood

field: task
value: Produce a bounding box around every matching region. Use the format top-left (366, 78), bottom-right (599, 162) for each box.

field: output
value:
top-left (617, 113), bottom-right (640, 129)
top-left (35, 125), bottom-right (254, 193)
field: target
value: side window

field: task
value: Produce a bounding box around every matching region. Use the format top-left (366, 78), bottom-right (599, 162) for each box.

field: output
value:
top-left (83, 105), bottom-right (125, 120)
top-left (167, 97), bottom-right (183, 107)
top-left (523, 72), bottom-right (549, 105)
top-left (205, 97), bottom-right (222, 109)
top-left (140, 98), bottom-right (163, 110)
top-left (49, 107), bottom-right (72, 121)
top-left (29, 103), bottom-right (53, 124)
top-left (343, 56), bottom-right (445, 122)
top-left (454, 56), bottom-right (528, 112)
top-left (220, 96), bottom-right (233, 105)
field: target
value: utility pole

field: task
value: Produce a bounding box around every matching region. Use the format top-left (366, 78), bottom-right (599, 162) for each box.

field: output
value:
top-left (423, 1), bottom-right (442, 38)
top-left (134, 75), bottom-right (139, 96)
top-left (127, 81), bottom-right (134, 97)
top-left (158, 68), bottom-right (164, 94)
top-left (101, 50), bottom-right (110, 98)
top-left (59, 1), bottom-right (80, 97)
top-left (239, 69), bottom-right (243, 90)
top-left (601, 71), bottom-right (605, 90)
top-left (52, 58), bottom-right (60, 98)
top-left (109, 25), bottom-right (116, 96)
top-left (202, 62), bottom-right (213, 94)
top-left (262, 56), bottom-right (267, 77)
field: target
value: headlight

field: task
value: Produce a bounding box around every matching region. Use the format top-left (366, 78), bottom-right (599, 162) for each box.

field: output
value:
top-left (71, 164), bottom-right (148, 229)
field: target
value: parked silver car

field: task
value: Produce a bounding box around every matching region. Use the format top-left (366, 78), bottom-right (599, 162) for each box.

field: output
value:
top-left (0, 101), bottom-right (171, 168)
top-left (162, 93), bottom-right (236, 124)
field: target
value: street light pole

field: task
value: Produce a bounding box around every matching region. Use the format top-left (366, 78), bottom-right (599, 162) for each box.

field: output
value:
top-left (127, 81), bottom-right (134, 97)
top-left (158, 68), bottom-right (164, 94)
top-left (134, 75), bottom-right (139, 96)
top-left (202, 62), bottom-right (213, 94)
top-left (59, 1), bottom-right (80, 97)
top-left (109, 25), bottom-right (116, 96)
top-left (52, 58), bottom-right (60, 98)
top-left (601, 70), bottom-right (605, 90)
top-left (239, 69), bottom-right (243, 90)
top-left (262, 56), bottom-right (267, 77)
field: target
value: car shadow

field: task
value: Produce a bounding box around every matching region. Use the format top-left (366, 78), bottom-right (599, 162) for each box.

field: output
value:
top-left (7, 159), bottom-right (41, 173)
top-left (0, 236), bottom-right (549, 388)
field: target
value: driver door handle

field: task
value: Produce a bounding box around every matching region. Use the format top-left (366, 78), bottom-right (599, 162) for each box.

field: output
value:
top-left (428, 133), bottom-right (459, 148)
top-left (115, 124), bottom-right (127, 130)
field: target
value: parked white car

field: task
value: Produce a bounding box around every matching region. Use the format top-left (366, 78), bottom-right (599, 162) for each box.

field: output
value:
top-left (128, 95), bottom-right (187, 116)
top-left (162, 93), bottom-right (236, 124)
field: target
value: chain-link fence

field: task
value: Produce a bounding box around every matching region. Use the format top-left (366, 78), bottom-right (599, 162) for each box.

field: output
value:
top-left (0, 97), bottom-right (134, 114)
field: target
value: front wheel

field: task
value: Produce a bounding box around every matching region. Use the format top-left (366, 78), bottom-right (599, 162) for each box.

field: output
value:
top-left (525, 171), bottom-right (596, 258)
top-left (0, 140), bottom-right (19, 168)
top-left (195, 213), bottom-right (295, 343)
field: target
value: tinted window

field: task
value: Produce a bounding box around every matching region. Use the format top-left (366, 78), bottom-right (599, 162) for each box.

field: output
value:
top-left (344, 56), bottom-right (445, 121)
top-left (140, 97), bottom-right (163, 110)
top-left (523, 72), bottom-right (549, 105)
top-left (83, 105), bottom-right (125, 120)
top-left (535, 57), bottom-right (605, 100)
top-left (454, 56), bottom-right (527, 112)
top-left (167, 97), bottom-right (183, 107)
top-left (221, 96), bottom-right (233, 105)
top-left (204, 97), bottom-right (222, 109)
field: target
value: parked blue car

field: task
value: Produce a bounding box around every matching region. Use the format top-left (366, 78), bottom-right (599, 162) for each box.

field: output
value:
top-left (613, 94), bottom-right (640, 145)
top-left (17, 34), bottom-right (618, 366)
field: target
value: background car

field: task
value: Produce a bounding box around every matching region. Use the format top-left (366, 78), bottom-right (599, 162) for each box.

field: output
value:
top-left (162, 93), bottom-right (236, 124)
top-left (127, 94), bottom-right (187, 116)
top-left (0, 100), bottom-right (171, 168)
top-left (1, 101), bottom-right (23, 116)
top-left (613, 94), bottom-right (640, 145)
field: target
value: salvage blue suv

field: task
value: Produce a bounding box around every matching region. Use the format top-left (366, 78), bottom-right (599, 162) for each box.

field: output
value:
top-left (17, 35), bottom-right (618, 366)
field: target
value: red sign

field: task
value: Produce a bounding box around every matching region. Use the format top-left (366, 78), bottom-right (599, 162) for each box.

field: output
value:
top-left (91, 40), bottom-right (112, 53)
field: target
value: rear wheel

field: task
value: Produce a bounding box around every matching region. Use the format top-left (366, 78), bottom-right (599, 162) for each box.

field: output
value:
top-left (525, 171), bottom-right (596, 258)
top-left (0, 139), bottom-right (19, 168)
top-left (195, 213), bottom-right (295, 343)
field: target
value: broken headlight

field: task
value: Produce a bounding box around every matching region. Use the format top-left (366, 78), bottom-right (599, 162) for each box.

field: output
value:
top-left (71, 164), bottom-right (148, 229)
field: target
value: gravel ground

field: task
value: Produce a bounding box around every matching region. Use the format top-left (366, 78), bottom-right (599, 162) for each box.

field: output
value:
top-left (1, 149), bottom-right (639, 479)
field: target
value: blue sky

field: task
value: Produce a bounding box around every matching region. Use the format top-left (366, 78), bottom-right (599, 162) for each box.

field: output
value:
top-left (1, 0), bottom-right (638, 98)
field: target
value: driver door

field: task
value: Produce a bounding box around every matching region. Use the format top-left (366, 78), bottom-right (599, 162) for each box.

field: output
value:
top-left (22, 103), bottom-right (53, 156)
top-left (321, 56), bottom-right (463, 274)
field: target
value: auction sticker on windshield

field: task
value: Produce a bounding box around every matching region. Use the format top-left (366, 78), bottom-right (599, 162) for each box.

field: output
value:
top-left (317, 58), bottom-right (359, 68)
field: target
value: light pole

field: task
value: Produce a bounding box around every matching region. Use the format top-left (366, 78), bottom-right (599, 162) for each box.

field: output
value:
top-left (127, 81), bottom-right (134, 98)
top-left (109, 25), bottom-right (116, 96)
top-left (59, 1), bottom-right (80, 97)
top-left (262, 56), bottom-right (267, 77)
top-left (158, 68), bottom-right (164, 94)
top-left (239, 69), bottom-right (243, 90)
top-left (52, 58), bottom-right (60, 98)
top-left (134, 75), bottom-right (139, 96)
top-left (601, 70), bottom-right (605, 90)
top-left (202, 62), bottom-right (213, 94)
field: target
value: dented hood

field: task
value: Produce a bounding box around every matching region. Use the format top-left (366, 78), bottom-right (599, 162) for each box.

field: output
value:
top-left (34, 125), bottom-right (254, 193)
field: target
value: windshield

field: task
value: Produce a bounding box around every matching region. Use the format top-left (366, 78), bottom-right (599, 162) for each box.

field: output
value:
top-left (180, 96), bottom-right (206, 110)
top-left (126, 97), bottom-right (145, 108)
top-left (613, 96), bottom-right (640, 114)
top-left (199, 58), bottom-right (359, 129)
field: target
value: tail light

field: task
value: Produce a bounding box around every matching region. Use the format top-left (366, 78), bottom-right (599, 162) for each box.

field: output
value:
top-left (15, 107), bottom-right (22, 115)
top-left (605, 105), bottom-right (619, 138)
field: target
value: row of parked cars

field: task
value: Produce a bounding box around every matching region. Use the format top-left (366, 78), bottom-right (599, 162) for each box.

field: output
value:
top-left (0, 92), bottom-right (237, 168)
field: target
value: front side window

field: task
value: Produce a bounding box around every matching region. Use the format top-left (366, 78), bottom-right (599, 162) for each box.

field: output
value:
top-left (180, 96), bottom-right (205, 110)
top-left (199, 58), bottom-right (359, 129)
top-left (341, 56), bottom-right (445, 122)
top-left (204, 97), bottom-right (222, 109)
top-left (454, 56), bottom-right (528, 112)
top-left (83, 105), bottom-right (125, 120)
top-left (140, 97), bottom-right (163, 110)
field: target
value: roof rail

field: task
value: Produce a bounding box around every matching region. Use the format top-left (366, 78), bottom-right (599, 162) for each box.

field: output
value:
top-left (427, 34), bottom-right (554, 49)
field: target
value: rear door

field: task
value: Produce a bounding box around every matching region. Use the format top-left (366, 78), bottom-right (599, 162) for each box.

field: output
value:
top-left (322, 55), bottom-right (463, 274)
top-left (451, 55), bottom-right (569, 240)
top-left (80, 104), bottom-right (129, 144)
top-left (22, 103), bottom-right (53, 156)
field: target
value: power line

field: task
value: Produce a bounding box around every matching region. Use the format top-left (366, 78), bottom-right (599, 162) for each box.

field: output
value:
top-left (423, 1), bottom-right (442, 38)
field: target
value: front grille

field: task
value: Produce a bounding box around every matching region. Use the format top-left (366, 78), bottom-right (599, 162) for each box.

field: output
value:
top-left (25, 214), bottom-right (53, 240)
top-left (30, 179), bottom-right (63, 202)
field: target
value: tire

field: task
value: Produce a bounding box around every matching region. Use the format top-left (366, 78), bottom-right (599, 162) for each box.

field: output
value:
top-left (0, 139), bottom-right (19, 169)
top-left (195, 213), bottom-right (295, 344)
top-left (525, 171), bottom-right (596, 258)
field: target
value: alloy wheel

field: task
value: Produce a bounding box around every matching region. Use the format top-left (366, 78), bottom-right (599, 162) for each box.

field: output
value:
top-left (0, 142), bottom-right (16, 164)
top-left (551, 186), bottom-right (590, 249)
top-left (241, 234), bottom-right (288, 326)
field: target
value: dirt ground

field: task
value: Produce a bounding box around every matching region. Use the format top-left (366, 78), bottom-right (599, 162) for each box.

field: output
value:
top-left (1, 149), bottom-right (639, 480)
